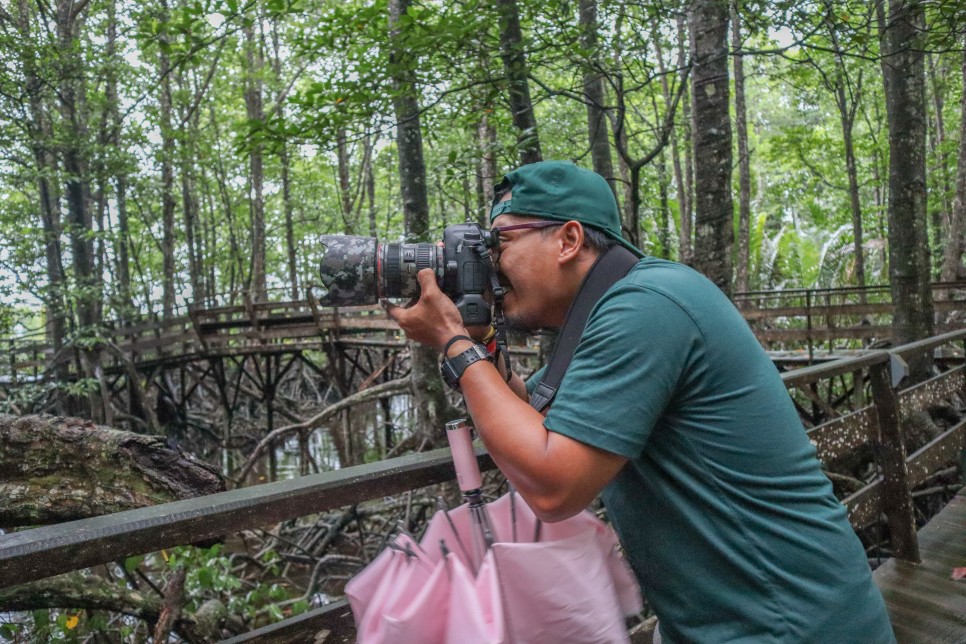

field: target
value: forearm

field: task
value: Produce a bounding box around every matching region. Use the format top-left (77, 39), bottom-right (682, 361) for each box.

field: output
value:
top-left (447, 340), bottom-right (601, 520)
top-left (493, 349), bottom-right (529, 402)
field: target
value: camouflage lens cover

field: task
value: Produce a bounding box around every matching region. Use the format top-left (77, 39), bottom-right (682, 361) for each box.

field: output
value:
top-left (318, 236), bottom-right (379, 305)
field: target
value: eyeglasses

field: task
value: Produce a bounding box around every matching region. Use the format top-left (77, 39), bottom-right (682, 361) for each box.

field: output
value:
top-left (490, 221), bottom-right (563, 236)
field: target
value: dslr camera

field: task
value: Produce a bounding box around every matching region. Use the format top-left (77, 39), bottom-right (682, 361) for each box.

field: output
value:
top-left (318, 223), bottom-right (498, 326)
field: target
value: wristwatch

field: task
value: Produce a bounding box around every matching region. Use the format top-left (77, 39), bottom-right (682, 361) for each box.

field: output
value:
top-left (440, 343), bottom-right (492, 392)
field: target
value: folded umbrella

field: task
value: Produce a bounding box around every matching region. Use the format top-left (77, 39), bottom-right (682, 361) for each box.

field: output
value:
top-left (346, 419), bottom-right (642, 644)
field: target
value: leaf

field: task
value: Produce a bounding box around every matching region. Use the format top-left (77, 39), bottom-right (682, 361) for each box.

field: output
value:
top-left (267, 603), bottom-right (284, 621)
top-left (197, 567), bottom-right (214, 589)
top-left (65, 615), bottom-right (79, 630)
top-left (124, 555), bottom-right (144, 573)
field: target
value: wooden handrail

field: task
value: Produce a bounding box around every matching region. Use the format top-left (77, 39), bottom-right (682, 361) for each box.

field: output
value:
top-left (0, 448), bottom-right (495, 589)
top-left (2, 329), bottom-right (965, 593)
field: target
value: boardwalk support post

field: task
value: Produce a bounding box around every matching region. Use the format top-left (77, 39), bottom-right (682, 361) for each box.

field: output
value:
top-left (868, 356), bottom-right (921, 564)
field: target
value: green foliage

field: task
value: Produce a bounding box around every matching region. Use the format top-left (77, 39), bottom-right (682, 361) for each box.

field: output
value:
top-left (0, 0), bottom-right (961, 378)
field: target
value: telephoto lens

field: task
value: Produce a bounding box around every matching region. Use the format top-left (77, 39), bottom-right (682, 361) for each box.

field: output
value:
top-left (318, 235), bottom-right (442, 306)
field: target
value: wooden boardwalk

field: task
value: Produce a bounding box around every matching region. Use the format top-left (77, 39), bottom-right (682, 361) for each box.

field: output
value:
top-left (874, 488), bottom-right (966, 643)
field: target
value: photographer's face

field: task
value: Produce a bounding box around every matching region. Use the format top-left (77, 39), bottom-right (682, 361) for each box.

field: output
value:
top-left (491, 210), bottom-right (563, 331)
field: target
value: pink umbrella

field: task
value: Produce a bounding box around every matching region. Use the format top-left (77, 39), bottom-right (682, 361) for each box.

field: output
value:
top-left (346, 419), bottom-right (642, 644)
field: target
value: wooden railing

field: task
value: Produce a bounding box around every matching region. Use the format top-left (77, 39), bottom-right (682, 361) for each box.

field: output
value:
top-left (736, 281), bottom-right (966, 350)
top-left (3, 282), bottom-right (966, 385)
top-left (0, 303), bottom-right (403, 383)
top-left (2, 329), bottom-right (965, 641)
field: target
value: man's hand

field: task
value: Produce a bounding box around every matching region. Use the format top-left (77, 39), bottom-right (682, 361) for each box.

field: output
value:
top-left (382, 269), bottom-right (469, 351)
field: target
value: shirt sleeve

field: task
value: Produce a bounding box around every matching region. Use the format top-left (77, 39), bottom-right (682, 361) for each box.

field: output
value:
top-left (524, 364), bottom-right (548, 396)
top-left (543, 282), bottom-right (704, 458)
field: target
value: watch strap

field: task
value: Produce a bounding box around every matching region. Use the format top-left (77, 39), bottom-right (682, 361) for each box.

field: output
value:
top-left (441, 343), bottom-right (491, 392)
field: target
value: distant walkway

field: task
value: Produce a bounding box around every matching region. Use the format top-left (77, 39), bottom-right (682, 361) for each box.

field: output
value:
top-left (4, 281), bottom-right (966, 384)
top-left (874, 487), bottom-right (966, 643)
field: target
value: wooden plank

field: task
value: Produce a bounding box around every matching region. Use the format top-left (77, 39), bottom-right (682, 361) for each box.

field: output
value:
top-left (905, 420), bottom-right (966, 488)
top-left (845, 419), bottom-right (966, 529)
top-left (810, 365), bottom-right (966, 463)
top-left (0, 448), bottom-right (495, 589)
top-left (891, 328), bottom-right (966, 362)
top-left (218, 599), bottom-right (657, 643)
top-left (782, 350), bottom-right (889, 389)
top-left (753, 326), bottom-right (892, 342)
top-left (873, 488), bottom-right (966, 644)
top-left (220, 600), bottom-right (355, 644)
top-left (808, 407), bottom-right (875, 461)
top-left (741, 302), bottom-right (892, 320)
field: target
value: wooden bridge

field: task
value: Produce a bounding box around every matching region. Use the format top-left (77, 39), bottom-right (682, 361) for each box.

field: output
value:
top-left (4, 281), bottom-right (966, 385)
top-left (2, 326), bottom-right (965, 641)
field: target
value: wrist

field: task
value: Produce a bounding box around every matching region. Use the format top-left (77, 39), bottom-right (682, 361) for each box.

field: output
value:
top-left (440, 341), bottom-right (493, 391)
top-left (443, 334), bottom-right (473, 356)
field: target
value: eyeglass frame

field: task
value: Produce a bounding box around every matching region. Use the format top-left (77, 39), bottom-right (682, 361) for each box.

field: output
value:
top-left (489, 221), bottom-right (563, 236)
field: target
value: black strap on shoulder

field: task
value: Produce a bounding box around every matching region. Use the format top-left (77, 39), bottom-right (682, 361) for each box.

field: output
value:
top-left (529, 245), bottom-right (640, 412)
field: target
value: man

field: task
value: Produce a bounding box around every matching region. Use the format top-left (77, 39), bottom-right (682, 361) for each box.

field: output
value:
top-left (385, 161), bottom-right (894, 643)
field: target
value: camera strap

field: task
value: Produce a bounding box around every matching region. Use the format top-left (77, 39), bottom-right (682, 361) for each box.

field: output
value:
top-left (529, 245), bottom-right (640, 413)
top-left (472, 241), bottom-right (513, 383)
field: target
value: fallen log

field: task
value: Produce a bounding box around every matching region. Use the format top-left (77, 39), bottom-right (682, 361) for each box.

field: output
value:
top-left (0, 414), bottom-right (224, 529)
top-left (0, 571), bottom-right (227, 642)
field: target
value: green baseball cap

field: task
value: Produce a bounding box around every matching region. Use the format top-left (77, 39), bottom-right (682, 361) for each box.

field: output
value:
top-left (489, 160), bottom-right (644, 257)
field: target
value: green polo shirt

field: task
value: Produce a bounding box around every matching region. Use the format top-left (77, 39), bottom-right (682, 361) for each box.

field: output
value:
top-left (530, 257), bottom-right (894, 644)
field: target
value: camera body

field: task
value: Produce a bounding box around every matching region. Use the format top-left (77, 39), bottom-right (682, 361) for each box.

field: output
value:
top-left (318, 222), bottom-right (497, 326)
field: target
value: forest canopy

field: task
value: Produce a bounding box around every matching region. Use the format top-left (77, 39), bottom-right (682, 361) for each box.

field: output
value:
top-left (0, 0), bottom-right (963, 337)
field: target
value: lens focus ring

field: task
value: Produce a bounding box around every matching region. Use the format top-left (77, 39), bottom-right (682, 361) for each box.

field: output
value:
top-left (415, 245), bottom-right (433, 270)
top-left (384, 244), bottom-right (402, 297)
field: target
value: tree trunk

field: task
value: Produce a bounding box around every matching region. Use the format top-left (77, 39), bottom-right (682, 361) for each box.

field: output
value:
top-left (609, 10), bottom-right (634, 234)
top-left (928, 53), bottom-right (952, 277)
top-left (657, 148), bottom-right (670, 258)
top-left (678, 13), bottom-right (695, 265)
top-left (159, 0), bottom-right (178, 319)
top-left (270, 20), bottom-right (298, 300)
top-left (579, 0), bottom-right (615, 191)
top-left (178, 70), bottom-right (204, 306)
top-left (0, 572), bottom-right (225, 642)
top-left (14, 0), bottom-right (69, 378)
top-left (244, 20), bottom-right (267, 303)
top-left (655, 26), bottom-right (689, 264)
top-left (926, 54), bottom-right (950, 275)
top-left (57, 0), bottom-right (96, 331)
top-left (388, 0), bottom-right (454, 447)
top-left (689, 0), bottom-right (734, 295)
top-left (823, 14), bottom-right (868, 289)
top-left (478, 113), bottom-right (498, 224)
top-left (336, 127), bottom-right (354, 230)
top-left (365, 133), bottom-right (378, 237)
top-left (495, 0), bottom-right (542, 165)
top-left (56, 0), bottom-right (105, 421)
top-left (880, 0), bottom-right (934, 379)
top-left (0, 414), bottom-right (224, 529)
top-left (839, 88), bottom-right (867, 288)
top-left (732, 2), bottom-right (751, 294)
top-left (105, 0), bottom-right (133, 315)
top-left (940, 41), bottom-right (966, 285)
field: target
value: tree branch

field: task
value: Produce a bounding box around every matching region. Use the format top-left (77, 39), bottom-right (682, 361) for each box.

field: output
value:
top-left (233, 377), bottom-right (412, 484)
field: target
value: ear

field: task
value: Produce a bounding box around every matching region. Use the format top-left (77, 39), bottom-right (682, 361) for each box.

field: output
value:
top-left (557, 221), bottom-right (584, 264)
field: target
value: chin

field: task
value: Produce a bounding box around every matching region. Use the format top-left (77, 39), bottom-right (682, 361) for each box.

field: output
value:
top-left (505, 310), bottom-right (546, 334)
